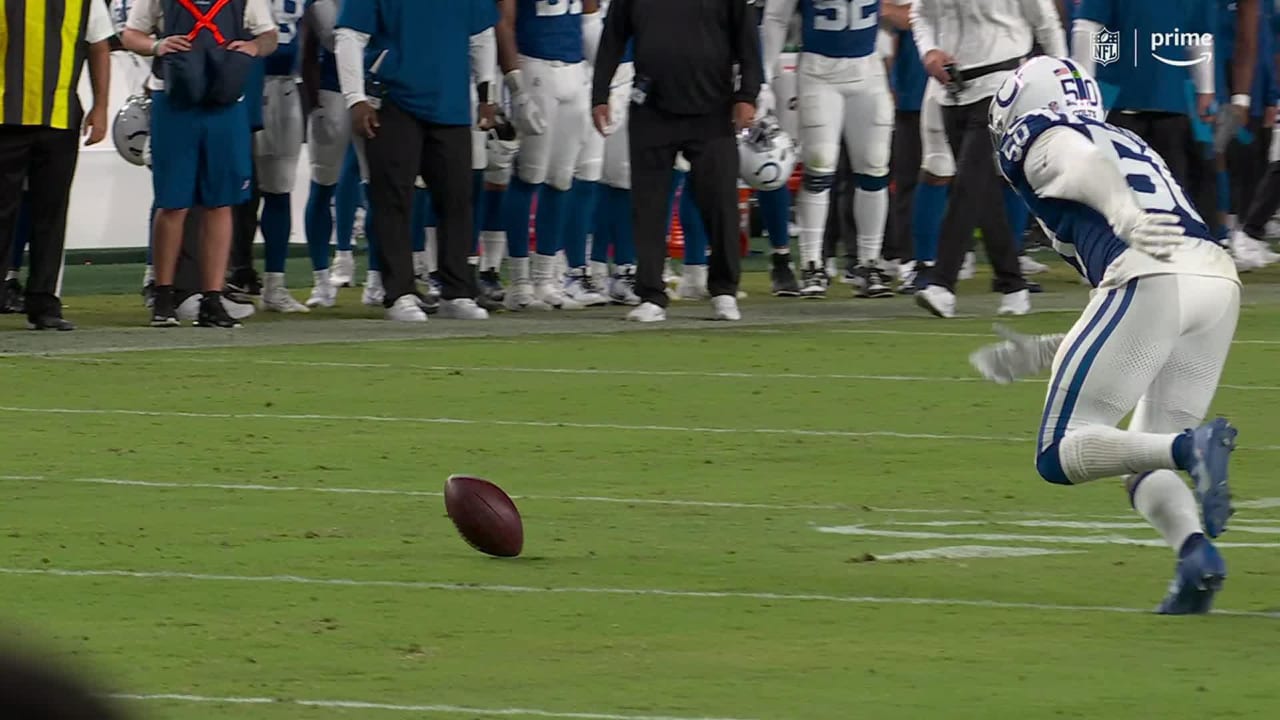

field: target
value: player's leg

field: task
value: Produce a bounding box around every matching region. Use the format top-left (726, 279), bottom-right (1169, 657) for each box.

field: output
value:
top-left (3, 188), bottom-right (31, 314)
top-left (599, 91), bottom-right (636, 305)
top-left (913, 83), bottom-right (952, 277)
top-left (303, 89), bottom-right (350, 307)
top-left (842, 70), bottom-right (894, 298)
top-left (501, 56), bottom-right (556, 310)
top-left (331, 144), bottom-right (363, 286)
top-left (886, 109), bottom-right (920, 294)
top-left (565, 120), bottom-right (608, 306)
top-left (758, 186), bottom-right (798, 297)
top-left (364, 102), bottom-right (427, 317)
top-left (672, 162), bottom-right (709, 300)
top-left (193, 98), bottom-right (255, 327)
top-left (480, 119), bottom-right (518, 305)
top-left (421, 123), bottom-right (485, 319)
top-left (254, 77), bottom-right (308, 312)
top-left (531, 64), bottom-right (590, 309)
top-left (795, 72), bottom-right (843, 297)
top-left (147, 91), bottom-right (202, 326)
top-left (683, 132), bottom-right (742, 313)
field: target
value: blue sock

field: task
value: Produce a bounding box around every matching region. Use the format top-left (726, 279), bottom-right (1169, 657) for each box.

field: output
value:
top-left (503, 177), bottom-right (538, 258)
top-left (364, 194), bottom-right (381, 272)
top-left (535, 184), bottom-right (573, 259)
top-left (412, 189), bottom-right (432, 253)
top-left (1003, 185), bottom-right (1028, 251)
top-left (471, 171), bottom-right (486, 253)
top-left (758, 186), bottom-right (792, 251)
top-left (912, 182), bottom-right (948, 263)
top-left (591, 187), bottom-right (617, 264)
top-left (260, 192), bottom-right (292, 274)
top-left (147, 203), bottom-right (157, 265)
top-left (335, 146), bottom-right (363, 252)
top-left (1216, 169), bottom-right (1231, 239)
top-left (483, 188), bottom-right (506, 231)
top-left (612, 188), bottom-right (635, 266)
top-left (679, 179), bottom-right (708, 266)
top-left (565, 179), bottom-right (599, 268)
top-left (304, 181), bottom-right (337, 271)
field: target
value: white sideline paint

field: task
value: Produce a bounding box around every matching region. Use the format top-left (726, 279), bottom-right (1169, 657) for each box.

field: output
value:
top-left (110, 693), bottom-right (757, 720)
top-left (5, 566), bottom-right (1279, 618)
top-left (3, 404), bottom-right (1277, 451)
top-left (1236, 498), bottom-right (1280, 509)
top-left (828, 328), bottom-right (1280, 346)
top-left (815, 525), bottom-right (1280, 548)
top-left (880, 519), bottom-right (1280, 534)
top-left (46, 356), bottom-right (1280, 392)
top-left (864, 546), bottom-right (1083, 562)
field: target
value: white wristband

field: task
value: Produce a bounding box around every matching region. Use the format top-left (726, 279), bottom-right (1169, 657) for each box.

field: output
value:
top-left (503, 70), bottom-right (524, 95)
top-left (1231, 94), bottom-right (1250, 109)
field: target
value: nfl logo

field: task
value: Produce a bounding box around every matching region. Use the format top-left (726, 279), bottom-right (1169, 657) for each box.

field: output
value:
top-left (1093, 28), bottom-right (1120, 66)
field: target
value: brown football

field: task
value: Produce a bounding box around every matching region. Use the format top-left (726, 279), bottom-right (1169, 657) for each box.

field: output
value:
top-left (443, 475), bottom-right (524, 557)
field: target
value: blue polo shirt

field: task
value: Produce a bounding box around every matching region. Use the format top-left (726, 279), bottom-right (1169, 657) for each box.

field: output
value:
top-left (338, 0), bottom-right (496, 126)
top-left (1076, 0), bottom-right (1213, 114)
top-left (892, 29), bottom-right (925, 112)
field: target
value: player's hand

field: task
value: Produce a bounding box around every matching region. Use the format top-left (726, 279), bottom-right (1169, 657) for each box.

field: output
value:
top-left (1196, 93), bottom-right (1215, 123)
top-left (592, 104), bottom-right (612, 136)
top-left (968, 324), bottom-right (1060, 385)
top-left (511, 92), bottom-right (547, 136)
top-left (351, 101), bottom-right (379, 139)
top-left (755, 85), bottom-right (776, 121)
top-left (923, 49), bottom-right (955, 84)
top-left (155, 35), bottom-right (191, 55)
top-left (733, 102), bottom-right (755, 132)
top-left (227, 40), bottom-right (259, 57)
top-left (82, 104), bottom-right (107, 145)
top-left (1122, 211), bottom-right (1186, 261)
top-left (477, 102), bottom-right (497, 131)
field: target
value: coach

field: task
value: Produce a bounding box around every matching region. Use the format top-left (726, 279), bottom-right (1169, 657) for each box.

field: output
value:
top-left (0, 0), bottom-right (115, 330)
top-left (335, 0), bottom-right (497, 323)
top-left (592, 0), bottom-right (762, 323)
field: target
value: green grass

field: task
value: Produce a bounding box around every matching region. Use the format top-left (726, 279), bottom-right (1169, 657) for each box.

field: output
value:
top-left (3, 265), bottom-right (1280, 720)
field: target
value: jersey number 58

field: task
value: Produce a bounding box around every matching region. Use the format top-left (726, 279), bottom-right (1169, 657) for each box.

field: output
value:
top-left (812, 0), bottom-right (878, 32)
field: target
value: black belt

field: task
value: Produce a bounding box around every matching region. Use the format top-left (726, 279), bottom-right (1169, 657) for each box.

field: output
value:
top-left (945, 57), bottom-right (1023, 100)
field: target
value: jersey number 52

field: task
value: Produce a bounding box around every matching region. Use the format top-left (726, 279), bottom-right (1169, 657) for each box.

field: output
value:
top-left (813, 0), bottom-right (878, 32)
top-left (536, 0), bottom-right (584, 16)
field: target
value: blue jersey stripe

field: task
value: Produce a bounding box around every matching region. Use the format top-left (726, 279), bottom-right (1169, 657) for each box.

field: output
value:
top-left (1037, 286), bottom-right (1120, 451)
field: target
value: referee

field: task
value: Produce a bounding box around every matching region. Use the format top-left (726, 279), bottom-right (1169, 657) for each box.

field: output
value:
top-left (0, 0), bottom-right (115, 331)
top-left (592, 0), bottom-right (762, 323)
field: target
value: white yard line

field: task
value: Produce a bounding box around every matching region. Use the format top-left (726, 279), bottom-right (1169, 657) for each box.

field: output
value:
top-left (814, 525), bottom-right (1280, 548)
top-left (866, 546), bottom-right (1084, 562)
top-left (5, 566), bottom-right (1278, 618)
top-left (828, 328), bottom-right (1280, 345)
top-left (109, 693), bottom-right (758, 720)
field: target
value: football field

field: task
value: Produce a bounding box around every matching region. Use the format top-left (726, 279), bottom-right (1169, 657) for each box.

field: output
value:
top-left (3, 266), bottom-right (1280, 719)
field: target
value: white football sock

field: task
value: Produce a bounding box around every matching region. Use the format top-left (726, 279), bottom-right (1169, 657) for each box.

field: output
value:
top-left (854, 187), bottom-right (889, 263)
top-left (425, 227), bottom-right (439, 273)
top-left (508, 255), bottom-right (531, 283)
top-left (481, 231), bottom-right (506, 272)
top-left (1057, 425), bottom-right (1181, 484)
top-left (796, 189), bottom-right (829, 268)
top-left (1131, 470), bottom-right (1202, 553)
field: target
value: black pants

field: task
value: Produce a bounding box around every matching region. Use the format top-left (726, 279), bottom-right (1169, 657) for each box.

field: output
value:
top-left (630, 104), bottom-right (740, 307)
top-left (0, 125), bottom-right (79, 316)
top-left (823, 138), bottom-right (857, 264)
top-left (886, 110), bottom-right (922, 262)
top-left (931, 99), bottom-right (1023, 293)
top-left (175, 209), bottom-right (205, 298)
top-left (1227, 117), bottom-right (1270, 216)
top-left (365, 100), bottom-right (476, 305)
top-left (231, 152), bottom-right (261, 274)
top-left (1108, 111), bottom-right (1215, 224)
top-left (1243, 157), bottom-right (1280, 239)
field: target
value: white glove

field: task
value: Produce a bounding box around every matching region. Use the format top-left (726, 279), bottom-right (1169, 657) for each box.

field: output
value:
top-left (755, 84), bottom-right (776, 121)
top-left (1119, 211), bottom-right (1187, 261)
top-left (968, 324), bottom-right (1065, 385)
top-left (504, 71), bottom-right (547, 136)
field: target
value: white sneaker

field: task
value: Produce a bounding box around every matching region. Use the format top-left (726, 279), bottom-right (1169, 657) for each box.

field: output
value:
top-left (504, 279), bottom-right (551, 311)
top-left (997, 289), bottom-right (1032, 316)
top-left (362, 270), bottom-right (385, 306)
top-left (1244, 234), bottom-right (1280, 265)
top-left (915, 284), bottom-right (957, 319)
top-left (959, 252), bottom-right (977, 280)
top-left (330, 250), bottom-right (355, 287)
top-left (711, 294), bottom-right (741, 321)
top-left (385, 294), bottom-right (428, 322)
top-left (563, 267), bottom-right (609, 307)
top-left (262, 272), bottom-right (310, 313)
top-left (222, 294), bottom-right (256, 320)
top-left (534, 280), bottom-right (583, 309)
top-left (1019, 254), bottom-right (1049, 275)
top-left (306, 270), bottom-right (337, 308)
top-left (438, 297), bottom-right (489, 320)
top-left (175, 293), bottom-right (202, 322)
top-left (675, 265), bottom-right (709, 300)
top-left (626, 301), bottom-right (666, 322)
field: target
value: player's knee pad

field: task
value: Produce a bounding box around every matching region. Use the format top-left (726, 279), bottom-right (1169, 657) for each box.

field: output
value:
top-left (485, 166), bottom-right (514, 186)
top-left (854, 173), bottom-right (890, 191)
top-left (922, 152), bottom-right (955, 178)
top-left (516, 161), bottom-right (548, 187)
top-left (802, 171), bottom-right (836, 194)
top-left (256, 155), bottom-right (300, 195)
top-left (1034, 442), bottom-right (1072, 485)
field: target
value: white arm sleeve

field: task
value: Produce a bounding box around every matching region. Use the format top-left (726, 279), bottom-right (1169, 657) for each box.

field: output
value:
top-left (1021, 0), bottom-right (1066, 57)
top-left (762, 0), bottom-right (797, 83)
top-left (1189, 34), bottom-right (1214, 95)
top-left (335, 27), bottom-right (371, 109)
top-left (910, 0), bottom-right (939, 59)
top-left (1024, 126), bottom-right (1145, 236)
top-left (471, 27), bottom-right (497, 94)
top-left (1070, 18), bottom-right (1100, 77)
top-left (581, 11), bottom-right (603, 65)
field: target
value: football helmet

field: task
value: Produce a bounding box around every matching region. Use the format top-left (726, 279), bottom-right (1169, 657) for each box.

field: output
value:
top-left (738, 115), bottom-right (797, 192)
top-left (112, 94), bottom-right (151, 167)
top-left (988, 56), bottom-right (1104, 147)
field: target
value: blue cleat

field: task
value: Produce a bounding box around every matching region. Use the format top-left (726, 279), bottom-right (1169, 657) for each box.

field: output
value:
top-left (1186, 418), bottom-right (1238, 538)
top-left (1156, 535), bottom-right (1226, 615)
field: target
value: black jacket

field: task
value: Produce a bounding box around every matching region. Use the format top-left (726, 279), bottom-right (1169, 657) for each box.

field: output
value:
top-left (592, 0), bottom-right (763, 116)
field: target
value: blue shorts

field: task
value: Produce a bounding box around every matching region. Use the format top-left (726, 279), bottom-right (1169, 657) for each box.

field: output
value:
top-left (150, 91), bottom-right (253, 210)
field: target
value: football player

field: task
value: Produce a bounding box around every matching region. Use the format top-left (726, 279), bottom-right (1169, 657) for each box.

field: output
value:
top-left (496, 0), bottom-right (601, 311)
top-left (300, 0), bottom-right (350, 307)
top-left (256, 0), bottom-right (310, 312)
top-left (974, 57), bottom-right (1240, 614)
top-left (762, 0), bottom-right (894, 298)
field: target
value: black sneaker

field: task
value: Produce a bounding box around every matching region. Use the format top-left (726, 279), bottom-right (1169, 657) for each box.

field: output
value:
top-left (479, 269), bottom-right (506, 303)
top-left (27, 313), bottom-right (74, 331)
top-left (1, 278), bottom-right (24, 314)
top-left (770, 254), bottom-right (800, 297)
top-left (151, 285), bottom-right (180, 327)
top-left (196, 292), bottom-right (242, 328)
top-left (799, 262), bottom-right (829, 298)
top-left (226, 267), bottom-right (262, 299)
top-left (853, 266), bottom-right (894, 298)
